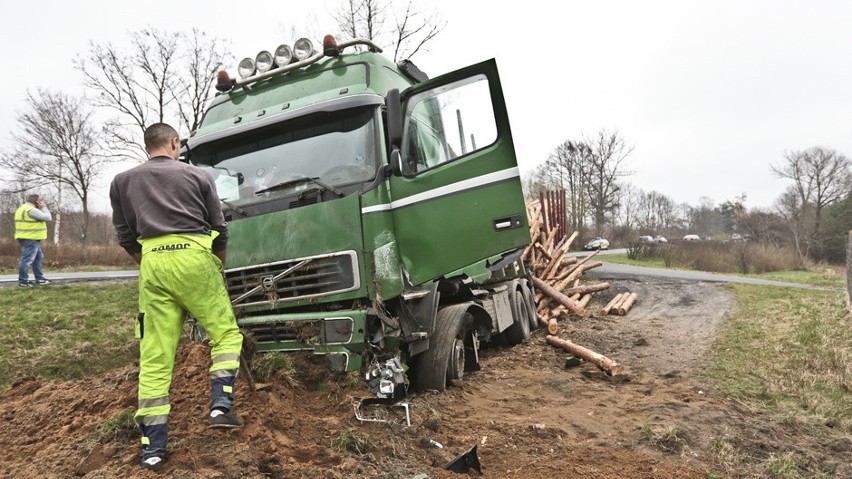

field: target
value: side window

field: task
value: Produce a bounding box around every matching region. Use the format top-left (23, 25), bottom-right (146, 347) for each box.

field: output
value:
top-left (402, 74), bottom-right (497, 174)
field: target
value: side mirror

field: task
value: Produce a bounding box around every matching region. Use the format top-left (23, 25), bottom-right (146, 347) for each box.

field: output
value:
top-left (386, 88), bottom-right (402, 156)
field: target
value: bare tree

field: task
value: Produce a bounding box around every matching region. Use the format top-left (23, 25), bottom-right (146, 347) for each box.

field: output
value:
top-left (582, 129), bottom-right (633, 237)
top-left (771, 146), bottom-right (852, 256)
top-left (332, 0), bottom-right (446, 61)
top-left (0, 89), bottom-right (108, 259)
top-left (76, 27), bottom-right (231, 161)
top-left (173, 28), bottom-right (231, 133)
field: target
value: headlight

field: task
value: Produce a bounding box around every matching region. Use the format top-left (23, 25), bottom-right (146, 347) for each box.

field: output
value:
top-left (238, 58), bottom-right (256, 78)
top-left (293, 38), bottom-right (314, 60)
top-left (255, 51), bottom-right (274, 73)
top-left (274, 44), bottom-right (293, 66)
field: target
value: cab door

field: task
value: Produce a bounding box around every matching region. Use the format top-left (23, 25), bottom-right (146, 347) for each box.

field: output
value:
top-left (388, 59), bottom-right (528, 285)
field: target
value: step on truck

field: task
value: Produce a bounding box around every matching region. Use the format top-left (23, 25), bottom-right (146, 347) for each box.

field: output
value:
top-left (186, 35), bottom-right (536, 396)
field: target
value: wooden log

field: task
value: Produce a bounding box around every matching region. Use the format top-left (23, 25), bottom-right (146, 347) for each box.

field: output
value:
top-left (542, 248), bottom-right (568, 280)
top-left (532, 277), bottom-right (585, 315)
top-left (617, 292), bottom-right (638, 316)
top-left (547, 317), bottom-right (558, 335)
top-left (598, 293), bottom-right (625, 316)
top-left (545, 336), bottom-right (625, 376)
top-left (609, 292), bottom-right (630, 313)
top-left (569, 293), bottom-right (581, 301)
top-left (534, 243), bottom-right (552, 261)
top-left (577, 294), bottom-right (593, 309)
top-left (581, 261), bottom-right (603, 272)
top-left (561, 257), bottom-right (578, 267)
top-left (563, 282), bottom-right (610, 296)
top-left (536, 312), bottom-right (549, 329)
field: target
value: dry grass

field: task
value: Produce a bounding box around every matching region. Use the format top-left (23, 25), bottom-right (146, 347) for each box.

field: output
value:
top-left (661, 242), bottom-right (804, 274)
top-left (0, 238), bottom-right (135, 272)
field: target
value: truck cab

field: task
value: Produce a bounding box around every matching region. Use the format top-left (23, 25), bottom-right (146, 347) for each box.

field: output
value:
top-left (187, 36), bottom-right (535, 395)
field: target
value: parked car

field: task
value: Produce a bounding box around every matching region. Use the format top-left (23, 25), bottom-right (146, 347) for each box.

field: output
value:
top-left (653, 235), bottom-right (668, 244)
top-left (583, 238), bottom-right (610, 250)
top-left (731, 233), bottom-right (745, 242)
top-left (638, 235), bottom-right (654, 243)
top-left (683, 234), bottom-right (701, 241)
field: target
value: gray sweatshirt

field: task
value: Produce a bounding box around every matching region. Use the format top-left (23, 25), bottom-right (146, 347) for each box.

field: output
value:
top-left (110, 156), bottom-right (228, 255)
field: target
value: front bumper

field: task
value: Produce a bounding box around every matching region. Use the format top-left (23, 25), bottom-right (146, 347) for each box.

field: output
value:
top-left (238, 309), bottom-right (366, 372)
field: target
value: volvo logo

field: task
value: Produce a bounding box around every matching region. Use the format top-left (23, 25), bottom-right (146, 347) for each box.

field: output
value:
top-left (261, 275), bottom-right (276, 291)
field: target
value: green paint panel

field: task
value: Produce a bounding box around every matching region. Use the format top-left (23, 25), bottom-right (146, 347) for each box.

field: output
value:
top-left (394, 180), bottom-right (527, 285)
top-left (225, 194), bottom-right (363, 268)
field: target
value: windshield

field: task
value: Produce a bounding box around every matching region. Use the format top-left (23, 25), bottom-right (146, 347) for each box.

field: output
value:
top-left (191, 107), bottom-right (378, 207)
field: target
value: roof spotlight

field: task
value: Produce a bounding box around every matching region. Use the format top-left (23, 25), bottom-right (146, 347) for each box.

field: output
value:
top-left (294, 38), bottom-right (314, 61)
top-left (274, 44), bottom-right (293, 66)
top-left (238, 57), bottom-right (256, 79)
top-left (255, 50), bottom-right (274, 73)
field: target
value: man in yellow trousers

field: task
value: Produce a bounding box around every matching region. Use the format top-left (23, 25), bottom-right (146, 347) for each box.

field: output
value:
top-left (110, 123), bottom-right (244, 472)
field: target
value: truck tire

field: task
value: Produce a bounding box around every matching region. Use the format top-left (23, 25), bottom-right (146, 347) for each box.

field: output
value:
top-left (502, 287), bottom-right (532, 346)
top-left (410, 305), bottom-right (474, 392)
top-left (522, 280), bottom-right (539, 331)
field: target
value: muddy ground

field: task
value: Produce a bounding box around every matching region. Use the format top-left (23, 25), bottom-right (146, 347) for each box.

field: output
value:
top-left (1, 279), bottom-right (850, 478)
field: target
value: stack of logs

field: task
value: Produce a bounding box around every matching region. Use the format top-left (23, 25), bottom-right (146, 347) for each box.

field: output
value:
top-left (524, 199), bottom-right (628, 376)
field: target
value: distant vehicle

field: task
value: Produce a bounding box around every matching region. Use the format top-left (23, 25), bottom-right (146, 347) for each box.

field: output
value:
top-left (654, 235), bottom-right (668, 244)
top-left (584, 238), bottom-right (611, 250)
top-left (683, 234), bottom-right (701, 241)
top-left (731, 233), bottom-right (745, 242)
top-left (638, 235), bottom-right (654, 243)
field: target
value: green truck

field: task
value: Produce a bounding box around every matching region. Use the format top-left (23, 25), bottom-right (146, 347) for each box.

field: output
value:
top-left (186, 35), bottom-right (535, 395)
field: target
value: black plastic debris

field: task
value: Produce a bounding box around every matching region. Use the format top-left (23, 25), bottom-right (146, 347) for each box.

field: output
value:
top-left (443, 444), bottom-right (481, 473)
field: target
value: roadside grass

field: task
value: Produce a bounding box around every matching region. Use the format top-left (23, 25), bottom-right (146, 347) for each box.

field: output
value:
top-left (601, 253), bottom-right (844, 288)
top-left (708, 284), bottom-right (851, 477)
top-left (0, 282), bottom-right (138, 393)
top-left (599, 253), bottom-right (667, 269)
top-left (0, 264), bottom-right (138, 275)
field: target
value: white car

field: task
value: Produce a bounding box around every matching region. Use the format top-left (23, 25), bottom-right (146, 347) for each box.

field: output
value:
top-left (653, 235), bottom-right (668, 244)
top-left (583, 238), bottom-right (610, 251)
top-left (638, 235), bottom-right (654, 243)
top-left (683, 234), bottom-right (701, 241)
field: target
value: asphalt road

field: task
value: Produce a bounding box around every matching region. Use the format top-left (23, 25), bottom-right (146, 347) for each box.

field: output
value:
top-left (1, 253), bottom-right (841, 291)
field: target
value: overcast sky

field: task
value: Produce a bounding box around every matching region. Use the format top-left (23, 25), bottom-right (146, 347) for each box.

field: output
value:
top-left (2, 0), bottom-right (851, 212)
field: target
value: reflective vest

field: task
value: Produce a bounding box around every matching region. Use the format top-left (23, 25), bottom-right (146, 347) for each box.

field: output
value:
top-left (14, 203), bottom-right (47, 240)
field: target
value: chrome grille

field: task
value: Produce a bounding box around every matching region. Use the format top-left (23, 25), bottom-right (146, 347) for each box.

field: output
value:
top-left (225, 251), bottom-right (359, 309)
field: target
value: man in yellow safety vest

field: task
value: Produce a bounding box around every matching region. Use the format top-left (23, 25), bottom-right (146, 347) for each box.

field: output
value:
top-left (14, 194), bottom-right (52, 287)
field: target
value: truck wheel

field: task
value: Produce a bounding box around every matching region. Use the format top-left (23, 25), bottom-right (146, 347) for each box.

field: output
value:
top-left (503, 287), bottom-right (532, 346)
top-left (410, 305), bottom-right (474, 392)
top-left (522, 281), bottom-right (539, 331)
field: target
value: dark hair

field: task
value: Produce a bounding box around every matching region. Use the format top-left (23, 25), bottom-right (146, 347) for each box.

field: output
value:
top-left (144, 123), bottom-right (179, 151)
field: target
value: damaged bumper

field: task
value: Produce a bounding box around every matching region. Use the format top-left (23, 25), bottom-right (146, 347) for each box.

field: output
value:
top-left (238, 310), bottom-right (366, 372)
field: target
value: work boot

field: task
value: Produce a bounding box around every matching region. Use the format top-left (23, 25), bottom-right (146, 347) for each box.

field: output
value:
top-left (140, 448), bottom-right (166, 472)
top-left (209, 408), bottom-right (244, 428)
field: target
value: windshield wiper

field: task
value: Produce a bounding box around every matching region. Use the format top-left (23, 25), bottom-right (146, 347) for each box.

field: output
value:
top-left (220, 198), bottom-right (249, 217)
top-left (254, 176), bottom-right (345, 198)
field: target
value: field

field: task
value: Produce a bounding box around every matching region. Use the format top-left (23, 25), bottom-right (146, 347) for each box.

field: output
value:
top-left (0, 272), bottom-right (850, 478)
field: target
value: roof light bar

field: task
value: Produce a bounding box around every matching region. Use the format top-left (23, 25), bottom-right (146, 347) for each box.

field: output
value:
top-left (230, 37), bottom-right (384, 88)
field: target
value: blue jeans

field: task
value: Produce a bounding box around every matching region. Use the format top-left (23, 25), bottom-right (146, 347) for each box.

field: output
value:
top-left (18, 239), bottom-right (46, 284)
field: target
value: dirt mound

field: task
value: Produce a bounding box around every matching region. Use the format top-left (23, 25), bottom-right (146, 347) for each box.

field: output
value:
top-left (2, 279), bottom-right (848, 478)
